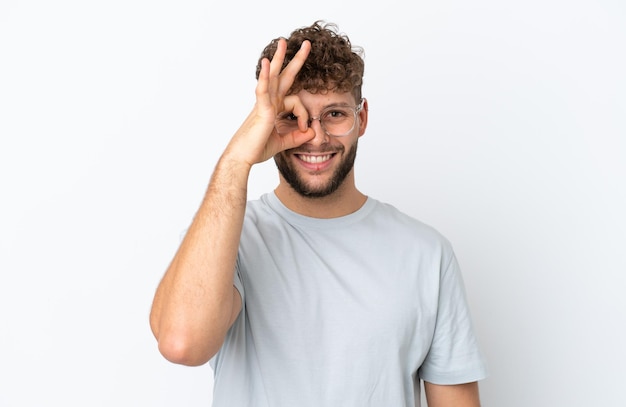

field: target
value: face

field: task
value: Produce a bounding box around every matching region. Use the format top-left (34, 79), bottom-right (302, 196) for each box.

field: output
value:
top-left (274, 91), bottom-right (367, 198)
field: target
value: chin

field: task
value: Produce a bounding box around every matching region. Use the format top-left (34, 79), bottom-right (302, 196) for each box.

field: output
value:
top-left (275, 141), bottom-right (357, 199)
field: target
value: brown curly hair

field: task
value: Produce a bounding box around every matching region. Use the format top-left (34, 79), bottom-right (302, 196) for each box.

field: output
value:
top-left (255, 21), bottom-right (365, 101)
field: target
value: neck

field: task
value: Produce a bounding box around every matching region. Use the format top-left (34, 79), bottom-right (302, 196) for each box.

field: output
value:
top-left (274, 173), bottom-right (367, 219)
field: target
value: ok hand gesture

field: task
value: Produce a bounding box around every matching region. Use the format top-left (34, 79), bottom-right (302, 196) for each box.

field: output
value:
top-left (224, 39), bottom-right (313, 166)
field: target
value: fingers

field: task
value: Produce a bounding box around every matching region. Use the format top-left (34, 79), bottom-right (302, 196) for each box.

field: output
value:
top-left (281, 95), bottom-right (311, 133)
top-left (277, 40), bottom-right (311, 120)
top-left (267, 39), bottom-right (287, 97)
top-left (278, 127), bottom-right (316, 152)
top-left (255, 58), bottom-right (270, 98)
top-left (276, 40), bottom-right (310, 95)
top-left (256, 39), bottom-right (310, 114)
top-left (250, 38), bottom-right (313, 159)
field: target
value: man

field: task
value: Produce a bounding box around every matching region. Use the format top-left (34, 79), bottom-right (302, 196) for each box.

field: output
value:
top-left (150, 21), bottom-right (487, 406)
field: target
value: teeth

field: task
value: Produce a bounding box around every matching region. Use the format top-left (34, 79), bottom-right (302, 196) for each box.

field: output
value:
top-left (299, 154), bottom-right (332, 163)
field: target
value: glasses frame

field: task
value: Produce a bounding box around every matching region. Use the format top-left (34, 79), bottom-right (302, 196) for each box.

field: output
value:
top-left (275, 98), bottom-right (365, 137)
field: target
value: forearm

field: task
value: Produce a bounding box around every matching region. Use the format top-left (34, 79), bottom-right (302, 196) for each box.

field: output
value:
top-left (150, 155), bottom-right (251, 366)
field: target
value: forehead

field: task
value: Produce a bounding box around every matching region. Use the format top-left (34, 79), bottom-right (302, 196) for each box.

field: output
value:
top-left (295, 90), bottom-right (356, 109)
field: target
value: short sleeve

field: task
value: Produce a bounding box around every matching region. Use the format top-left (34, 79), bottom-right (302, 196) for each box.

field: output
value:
top-left (418, 253), bottom-right (488, 384)
top-left (233, 255), bottom-right (245, 304)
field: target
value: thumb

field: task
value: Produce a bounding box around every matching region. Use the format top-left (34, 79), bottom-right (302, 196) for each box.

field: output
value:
top-left (279, 128), bottom-right (316, 151)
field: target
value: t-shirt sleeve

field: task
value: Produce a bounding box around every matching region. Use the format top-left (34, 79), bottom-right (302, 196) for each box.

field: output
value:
top-left (233, 255), bottom-right (245, 304)
top-left (418, 252), bottom-right (488, 384)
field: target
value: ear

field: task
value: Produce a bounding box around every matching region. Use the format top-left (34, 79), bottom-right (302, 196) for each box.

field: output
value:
top-left (357, 98), bottom-right (368, 137)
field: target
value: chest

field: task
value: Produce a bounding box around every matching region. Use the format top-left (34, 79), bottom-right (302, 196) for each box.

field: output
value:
top-left (238, 234), bottom-right (440, 356)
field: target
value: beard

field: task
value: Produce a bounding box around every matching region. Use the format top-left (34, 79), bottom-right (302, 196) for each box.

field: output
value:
top-left (274, 140), bottom-right (358, 198)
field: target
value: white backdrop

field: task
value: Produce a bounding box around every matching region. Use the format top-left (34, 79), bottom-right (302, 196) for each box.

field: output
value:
top-left (1, 1), bottom-right (625, 406)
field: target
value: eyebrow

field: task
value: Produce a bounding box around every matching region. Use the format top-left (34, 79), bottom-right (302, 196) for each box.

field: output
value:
top-left (322, 102), bottom-right (354, 108)
top-left (277, 102), bottom-right (355, 118)
top-left (305, 103), bottom-right (354, 114)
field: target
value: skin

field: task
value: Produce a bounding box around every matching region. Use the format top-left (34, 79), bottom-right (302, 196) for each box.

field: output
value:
top-left (149, 37), bottom-right (481, 406)
top-left (425, 381), bottom-right (482, 407)
top-left (273, 89), bottom-right (368, 218)
top-left (273, 93), bottom-right (361, 199)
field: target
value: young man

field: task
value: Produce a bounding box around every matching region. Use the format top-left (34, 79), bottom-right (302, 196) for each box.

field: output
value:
top-left (150, 21), bottom-right (487, 406)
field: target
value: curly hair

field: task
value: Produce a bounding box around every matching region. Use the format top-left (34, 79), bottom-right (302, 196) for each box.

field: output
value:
top-left (255, 21), bottom-right (365, 101)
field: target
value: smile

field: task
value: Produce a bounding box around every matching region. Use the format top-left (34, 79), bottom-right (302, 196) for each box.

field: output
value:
top-left (296, 154), bottom-right (334, 164)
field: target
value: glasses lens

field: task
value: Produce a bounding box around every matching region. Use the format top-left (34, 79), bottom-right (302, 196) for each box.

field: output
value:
top-left (321, 107), bottom-right (356, 137)
top-left (274, 102), bottom-right (361, 137)
top-left (275, 112), bottom-right (299, 135)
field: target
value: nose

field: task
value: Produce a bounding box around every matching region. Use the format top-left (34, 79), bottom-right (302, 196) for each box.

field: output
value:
top-left (307, 117), bottom-right (329, 145)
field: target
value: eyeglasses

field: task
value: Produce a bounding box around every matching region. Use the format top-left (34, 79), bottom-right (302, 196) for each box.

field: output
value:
top-left (275, 99), bottom-right (364, 137)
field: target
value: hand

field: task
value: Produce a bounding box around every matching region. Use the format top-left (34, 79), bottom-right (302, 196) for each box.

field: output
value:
top-left (225, 38), bottom-right (314, 166)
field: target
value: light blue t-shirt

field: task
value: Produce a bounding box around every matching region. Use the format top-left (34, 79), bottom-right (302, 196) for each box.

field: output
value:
top-left (210, 192), bottom-right (487, 406)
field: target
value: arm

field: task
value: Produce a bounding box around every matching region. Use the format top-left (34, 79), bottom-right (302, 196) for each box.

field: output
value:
top-left (149, 156), bottom-right (249, 366)
top-left (424, 381), bottom-right (481, 407)
top-left (149, 39), bottom-right (314, 366)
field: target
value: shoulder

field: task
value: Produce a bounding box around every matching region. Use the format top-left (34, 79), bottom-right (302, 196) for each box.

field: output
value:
top-left (242, 193), bottom-right (285, 228)
top-left (240, 194), bottom-right (295, 243)
top-left (368, 198), bottom-right (453, 249)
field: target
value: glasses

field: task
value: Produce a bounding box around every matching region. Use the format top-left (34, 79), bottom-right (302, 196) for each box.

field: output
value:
top-left (275, 99), bottom-right (364, 137)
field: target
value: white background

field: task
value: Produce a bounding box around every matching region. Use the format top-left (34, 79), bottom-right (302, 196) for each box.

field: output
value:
top-left (1, 1), bottom-right (625, 406)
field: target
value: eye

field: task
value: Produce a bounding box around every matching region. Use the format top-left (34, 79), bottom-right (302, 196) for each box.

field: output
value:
top-left (323, 108), bottom-right (350, 121)
top-left (278, 112), bottom-right (298, 122)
